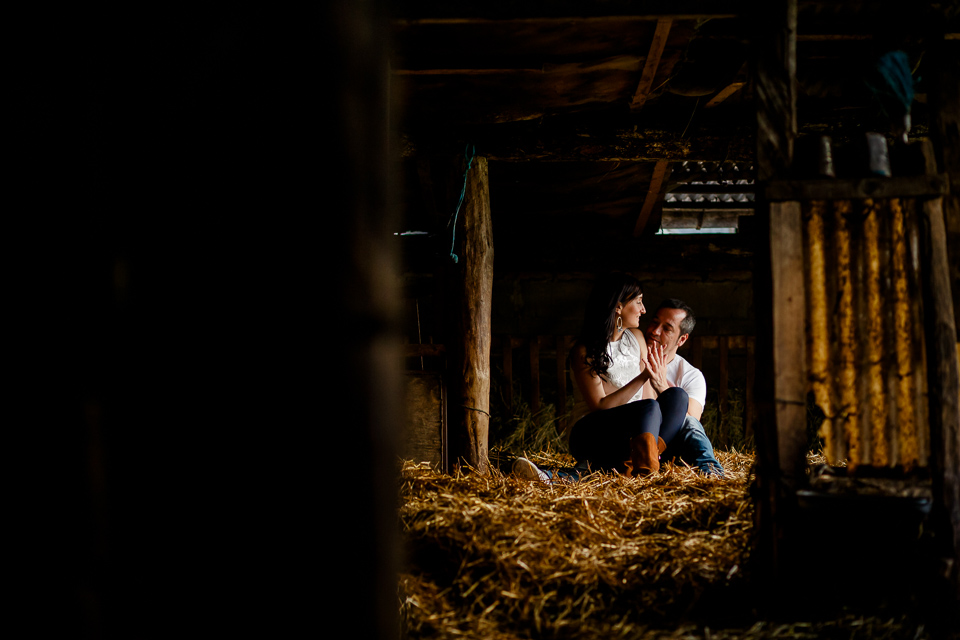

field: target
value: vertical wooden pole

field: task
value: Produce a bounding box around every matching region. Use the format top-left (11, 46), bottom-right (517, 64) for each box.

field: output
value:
top-left (453, 156), bottom-right (493, 473)
top-left (751, 0), bottom-right (799, 597)
top-left (920, 196), bottom-right (960, 605)
top-left (927, 40), bottom-right (960, 342)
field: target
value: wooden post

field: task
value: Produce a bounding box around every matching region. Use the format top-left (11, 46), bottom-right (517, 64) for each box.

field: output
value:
top-left (920, 196), bottom-right (960, 603)
top-left (751, 0), bottom-right (799, 595)
top-left (927, 39), bottom-right (960, 340)
top-left (453, 155), bottom-right (494, 473)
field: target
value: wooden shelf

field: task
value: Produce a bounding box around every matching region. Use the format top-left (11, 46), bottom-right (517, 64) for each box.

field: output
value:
top-left (764, 174), bottom-right (949, 201)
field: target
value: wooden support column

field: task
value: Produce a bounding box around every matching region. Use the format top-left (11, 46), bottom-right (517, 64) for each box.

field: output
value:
top-left (751, 0), bottom-right (800, 592)
top-left (920, 195), bottom-right (960, 603)
top-left (452, 155), bottom-right (493, 473)
top-left (927, 39), bottom-right (960, 340)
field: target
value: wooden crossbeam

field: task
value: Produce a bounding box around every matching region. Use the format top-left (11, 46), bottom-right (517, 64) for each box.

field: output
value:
top-left (632, 160), bottom-right (670, 236)
top-left (630, 19), bottom-right (672, 110)
top-left (705, 81), bottom-right (746, 108)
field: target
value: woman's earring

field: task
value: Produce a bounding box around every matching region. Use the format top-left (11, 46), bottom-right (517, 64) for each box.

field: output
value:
top-left (616, 315), bottom-right (623, 332)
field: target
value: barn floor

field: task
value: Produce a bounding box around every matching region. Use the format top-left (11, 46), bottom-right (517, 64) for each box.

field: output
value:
top-left (398, 450), bottom-right (947, 640)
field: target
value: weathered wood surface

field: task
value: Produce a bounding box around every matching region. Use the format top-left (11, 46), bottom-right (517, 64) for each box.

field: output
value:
top-left (804, 199), bottom-right (928, 469)
top-left (750, 0), bottom-right (798, 590)
top-left (928, 40), bottom-right (960, 341)
top-left (920, 196), bottom-right (960, 599)
top-left (630, 19), bottom-right (672, 110)
top-left (403, 372), bottom-right (448, 471)
top-left (765, 175), bottom-right (950, 201)
top-left (633, 160), bottom-right (670, 236)
top-left (753, 0), bottom-right (796, 181)
top-left (453, 155), bottom-right (494, 473)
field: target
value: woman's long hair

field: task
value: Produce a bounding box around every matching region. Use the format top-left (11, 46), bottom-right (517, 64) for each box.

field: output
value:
top-left (575, 272), bottom-right (644, 377)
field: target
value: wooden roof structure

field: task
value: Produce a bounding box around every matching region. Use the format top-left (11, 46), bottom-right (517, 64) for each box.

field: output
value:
top-left (393, 1), bottom-right (958, 268)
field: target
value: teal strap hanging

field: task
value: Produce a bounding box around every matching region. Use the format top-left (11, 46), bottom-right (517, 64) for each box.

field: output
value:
top-left (446, 143), bottom-right (476, 264)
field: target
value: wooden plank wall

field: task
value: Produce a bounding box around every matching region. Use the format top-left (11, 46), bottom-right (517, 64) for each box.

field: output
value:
top-left (804, 197), bottom-right (929, 470)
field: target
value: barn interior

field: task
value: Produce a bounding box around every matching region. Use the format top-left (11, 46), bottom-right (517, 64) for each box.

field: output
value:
top-left (391, 0), bottom-right (960, 634)
top-left (26, 3), bottom-right (958, 638)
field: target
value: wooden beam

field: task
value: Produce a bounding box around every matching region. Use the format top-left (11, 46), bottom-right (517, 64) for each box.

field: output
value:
top-left (630, 19), bottom-right (672, 110)
top-left (705, 81), bottom-right (745, 108)
top-left (452, 155), bottom-right (494, 473)
top-left (764, 175), bottom-right (950, 201)
top-left (633, 160), bottom-right (670, 236)
top-left (400, 124), bottom-right (755, 162)
top-left (393, 1), bottom-right (741, 22)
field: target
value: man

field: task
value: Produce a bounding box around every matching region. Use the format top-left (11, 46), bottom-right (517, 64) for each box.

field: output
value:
top-left (644, 299), bottom-right (724, 476)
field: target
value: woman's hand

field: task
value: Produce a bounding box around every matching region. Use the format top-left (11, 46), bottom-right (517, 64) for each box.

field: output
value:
top-left (645, 341), bottom-right (672, 394)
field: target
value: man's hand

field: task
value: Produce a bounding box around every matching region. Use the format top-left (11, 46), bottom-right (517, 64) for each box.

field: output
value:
top-left (645, 341), bottom-right (672, 394)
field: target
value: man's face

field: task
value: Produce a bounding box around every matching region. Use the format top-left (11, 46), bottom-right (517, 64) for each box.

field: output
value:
top-left (645, 307), bottom-right (689, 360)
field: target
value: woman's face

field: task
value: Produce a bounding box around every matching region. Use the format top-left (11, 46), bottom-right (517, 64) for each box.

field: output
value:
top-left (617, 293), bottom-right (646, 329)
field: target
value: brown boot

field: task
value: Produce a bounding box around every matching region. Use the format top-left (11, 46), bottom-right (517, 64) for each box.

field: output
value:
top-left (629, 434), bottom-right (667, 477)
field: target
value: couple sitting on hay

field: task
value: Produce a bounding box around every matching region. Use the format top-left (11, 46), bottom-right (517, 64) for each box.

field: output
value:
top-left (514, 272), bottom-right (724, 483)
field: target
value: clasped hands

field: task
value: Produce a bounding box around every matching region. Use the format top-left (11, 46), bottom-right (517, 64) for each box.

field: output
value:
top-left (643, 341), bottom-right (672, 394)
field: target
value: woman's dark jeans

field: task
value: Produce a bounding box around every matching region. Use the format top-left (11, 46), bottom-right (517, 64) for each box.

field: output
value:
top-left (569, 387), bottom-right (689, 472)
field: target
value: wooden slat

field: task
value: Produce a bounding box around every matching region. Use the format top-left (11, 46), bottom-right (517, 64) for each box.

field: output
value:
top-left (705, 81), bottom-right (745, 108)
top-left (633, 160), bottom-right (670, 236)
top-left (630, 19), bottom-right (672, 110)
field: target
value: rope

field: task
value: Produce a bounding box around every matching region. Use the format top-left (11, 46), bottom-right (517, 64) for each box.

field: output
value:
top-left (447, 143), bottom-right (476, 264)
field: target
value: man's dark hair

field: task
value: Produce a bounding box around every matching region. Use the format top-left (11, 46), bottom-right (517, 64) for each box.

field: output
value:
top-left (657, 298), bottom-right (696, 336)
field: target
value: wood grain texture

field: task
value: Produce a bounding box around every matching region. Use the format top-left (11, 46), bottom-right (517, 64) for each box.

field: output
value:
top-left (455, 156), bottom-right (494, 473)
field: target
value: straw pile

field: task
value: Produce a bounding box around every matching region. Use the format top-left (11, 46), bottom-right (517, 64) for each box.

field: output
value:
top-left (398, 450), bottom-right (932, 640)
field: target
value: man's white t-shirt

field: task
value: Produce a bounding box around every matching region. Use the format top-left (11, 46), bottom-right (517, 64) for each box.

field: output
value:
top-left (664, 354), bottom-right (706, 408)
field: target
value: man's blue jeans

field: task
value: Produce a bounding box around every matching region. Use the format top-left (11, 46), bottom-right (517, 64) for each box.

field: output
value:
top-left (664, 416), bottom-right (724, 476)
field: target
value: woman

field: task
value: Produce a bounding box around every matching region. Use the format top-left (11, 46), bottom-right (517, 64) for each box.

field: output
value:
top-left (566, 272), bottom-right (689, 476)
